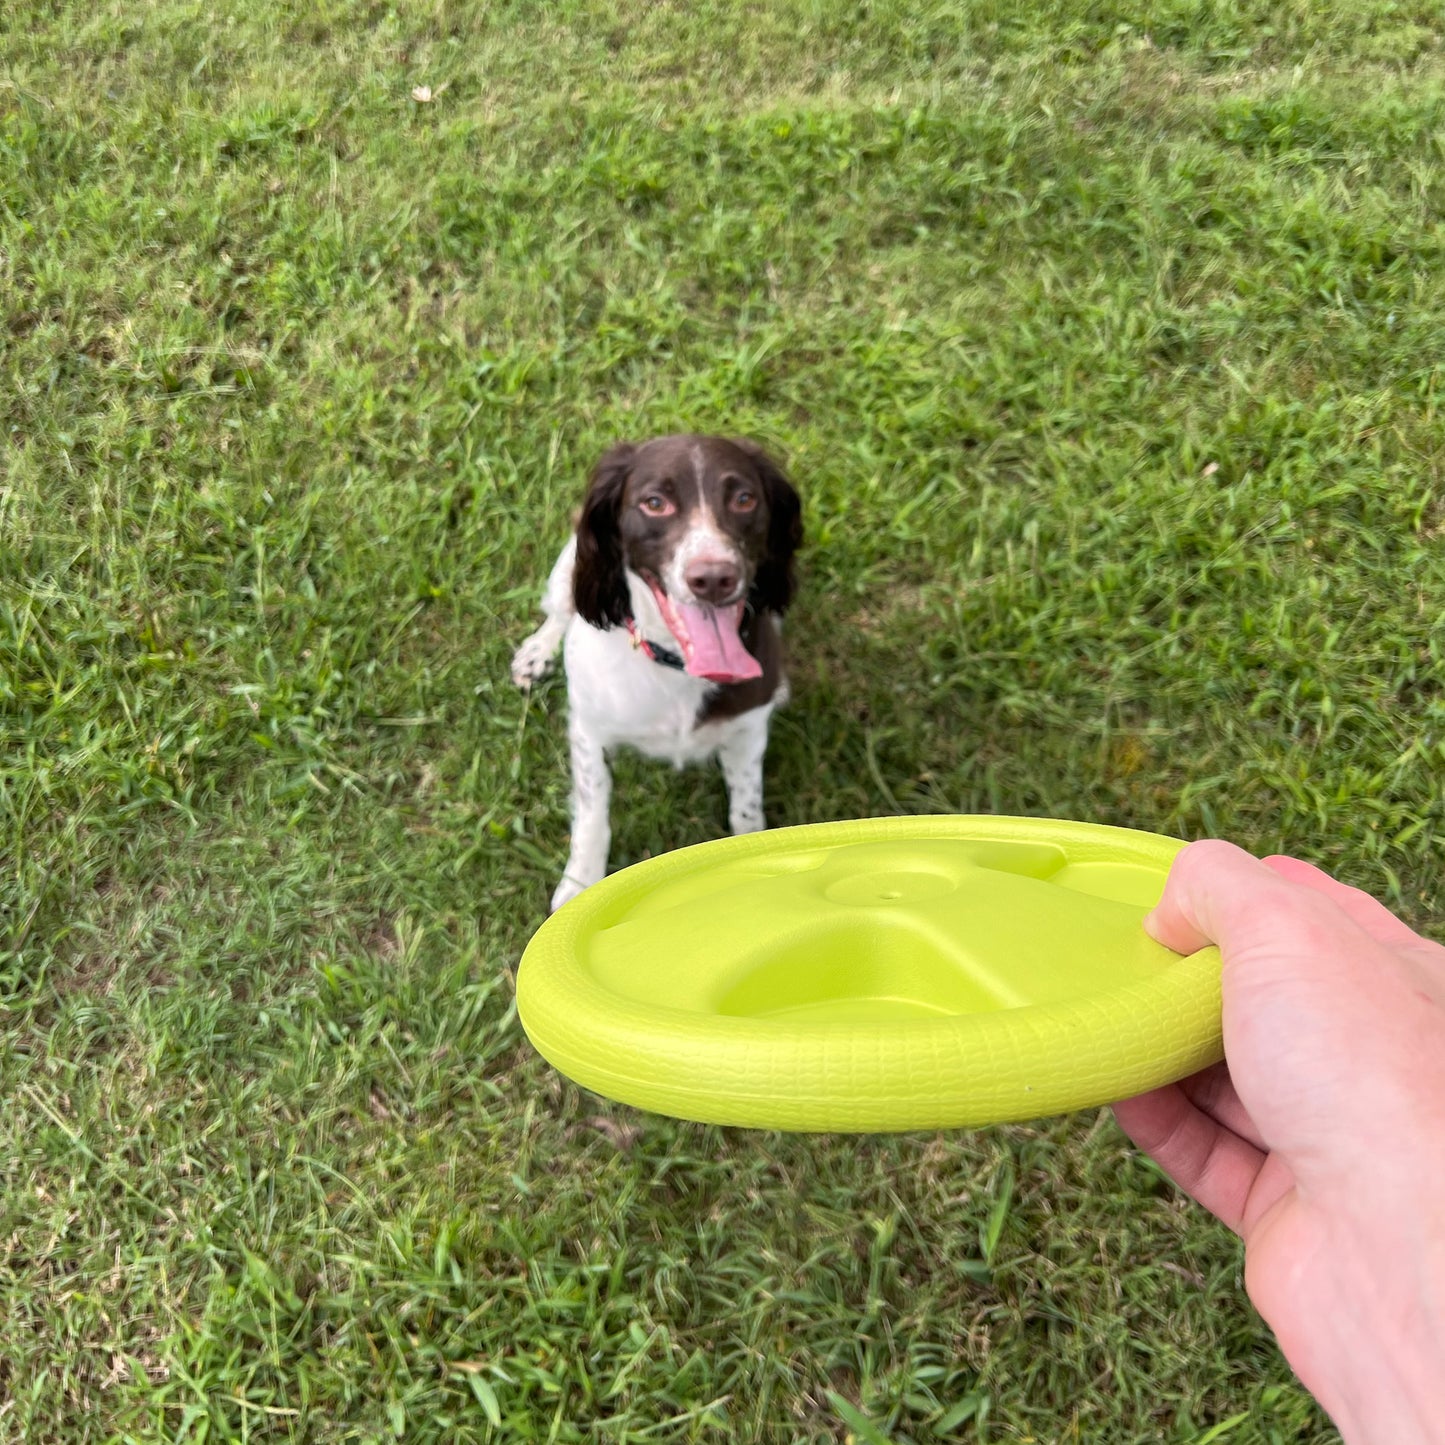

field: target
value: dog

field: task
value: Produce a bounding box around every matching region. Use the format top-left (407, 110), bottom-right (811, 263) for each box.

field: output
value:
top-left (511, 434), bottom-right (803, 911)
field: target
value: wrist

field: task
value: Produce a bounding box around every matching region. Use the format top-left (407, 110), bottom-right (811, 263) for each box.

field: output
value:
top-left (1252, 1199), bottom-right (1445, 1445)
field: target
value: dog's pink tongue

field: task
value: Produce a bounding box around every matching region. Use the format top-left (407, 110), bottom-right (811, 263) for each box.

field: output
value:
top-left (673, 602), bottom-right (761, 684)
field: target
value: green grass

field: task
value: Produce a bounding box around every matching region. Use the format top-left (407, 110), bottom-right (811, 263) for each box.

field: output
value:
top-left (4, 0), bottom-right (1445, 1439)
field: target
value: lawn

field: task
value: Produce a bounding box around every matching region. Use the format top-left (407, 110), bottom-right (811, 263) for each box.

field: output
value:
top-left (3, 1), bottom-right (1445, 1440)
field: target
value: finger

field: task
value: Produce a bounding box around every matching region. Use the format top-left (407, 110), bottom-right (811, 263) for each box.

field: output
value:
top-left (1142, 840), bottom-right (1281, 955)
top-left (1178, 1062), bottom-right (1266, 1152)
top-left (1262, 854), bottom-right (1427, 950)
top-left (1142, 838), bottom-right (1364, 969)
top-left (1113, 1085), bottom-right (1266, 1234)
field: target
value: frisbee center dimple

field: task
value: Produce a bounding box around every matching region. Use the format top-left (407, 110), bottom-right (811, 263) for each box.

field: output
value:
top-left (823, 868), bottom-right (957, 906)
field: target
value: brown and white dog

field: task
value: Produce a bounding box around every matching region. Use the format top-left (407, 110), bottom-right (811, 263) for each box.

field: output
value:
top-left (511, 434), bottom-right (803, 910)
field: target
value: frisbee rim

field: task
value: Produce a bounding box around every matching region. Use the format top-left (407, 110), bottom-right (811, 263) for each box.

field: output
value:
top-left (516, 816), bottom-right (1223, 1132)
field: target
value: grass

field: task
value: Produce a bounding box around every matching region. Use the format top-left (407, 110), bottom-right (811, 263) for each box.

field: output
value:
top-left (4, 0), bottom-right (1445, 1438)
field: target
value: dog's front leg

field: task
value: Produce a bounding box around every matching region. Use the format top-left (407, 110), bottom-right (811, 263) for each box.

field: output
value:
top-left (552, 721), bottom-right (612, 911)
top-left (512, 537), bottom-right (577, 688)
top-left (717, 712), bottom-right (771, 836)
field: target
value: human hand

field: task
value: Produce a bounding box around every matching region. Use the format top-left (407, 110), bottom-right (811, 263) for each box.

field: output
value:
top-left (1113, 840), bottom-right (1445, 1445)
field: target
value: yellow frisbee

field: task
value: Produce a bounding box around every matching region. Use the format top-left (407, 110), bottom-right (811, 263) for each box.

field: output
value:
top-left (516, 816), bottom-right (1222, 1132)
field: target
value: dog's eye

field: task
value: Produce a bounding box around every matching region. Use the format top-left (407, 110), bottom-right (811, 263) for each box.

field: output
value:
top-left (640, 494), bottom-right (675, 516)
top-left (730, 488), bottom-right (758, 513)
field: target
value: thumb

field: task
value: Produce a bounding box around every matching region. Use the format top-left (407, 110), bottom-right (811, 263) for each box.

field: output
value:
top-left (1143, 839), bottom-right (1293, 956)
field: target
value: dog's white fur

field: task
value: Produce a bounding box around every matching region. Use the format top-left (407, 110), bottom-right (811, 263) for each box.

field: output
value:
top-left (512, 537), bottom-right (781, 911)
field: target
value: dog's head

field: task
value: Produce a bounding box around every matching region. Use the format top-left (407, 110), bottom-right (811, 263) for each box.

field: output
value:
top-left (572, 434), bottom-right (802, 682)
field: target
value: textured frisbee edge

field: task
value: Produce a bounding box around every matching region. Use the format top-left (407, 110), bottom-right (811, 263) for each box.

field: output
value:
top-left (516, 817), bottom-right (1223, 1132)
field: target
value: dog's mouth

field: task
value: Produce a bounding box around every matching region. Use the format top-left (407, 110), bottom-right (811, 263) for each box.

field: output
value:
top-left (642, 575), bottom-right (762, 685)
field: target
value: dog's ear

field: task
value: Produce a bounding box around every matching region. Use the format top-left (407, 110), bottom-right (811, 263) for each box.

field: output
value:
top-left (733, 439), bottom-right (802, 615)
top-left (573, 442), bottom-right (636, 628)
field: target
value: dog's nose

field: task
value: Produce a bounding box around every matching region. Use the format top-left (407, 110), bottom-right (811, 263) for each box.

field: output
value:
top-left (685, 561), bottom-right (741, 606)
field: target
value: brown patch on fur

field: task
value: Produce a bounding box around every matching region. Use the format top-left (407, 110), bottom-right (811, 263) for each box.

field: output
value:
top-left (571, 433), bottom-right (801, 629)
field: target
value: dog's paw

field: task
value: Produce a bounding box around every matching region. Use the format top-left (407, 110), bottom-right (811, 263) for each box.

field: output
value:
top-left (550, 874), bottom-right (593, 912)
top-left (728, 797), bottom-right (766, 835)
top-left (511, 632), bottom-right (558, 689)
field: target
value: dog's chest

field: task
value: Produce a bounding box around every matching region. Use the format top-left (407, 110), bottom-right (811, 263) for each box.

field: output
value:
top-left (563, 620), bottom-right (730, 766)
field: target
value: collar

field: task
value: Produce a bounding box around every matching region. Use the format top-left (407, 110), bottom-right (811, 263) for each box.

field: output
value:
top-left (624, 616), bottom-right (686, 672)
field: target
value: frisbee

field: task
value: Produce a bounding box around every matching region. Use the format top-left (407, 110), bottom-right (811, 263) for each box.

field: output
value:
top-left (516, 816), bottom-right (1222, 1132)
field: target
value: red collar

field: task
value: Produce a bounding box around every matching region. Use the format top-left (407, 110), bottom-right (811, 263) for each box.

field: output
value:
top-left (624, 617), bottom-right (686, 671)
